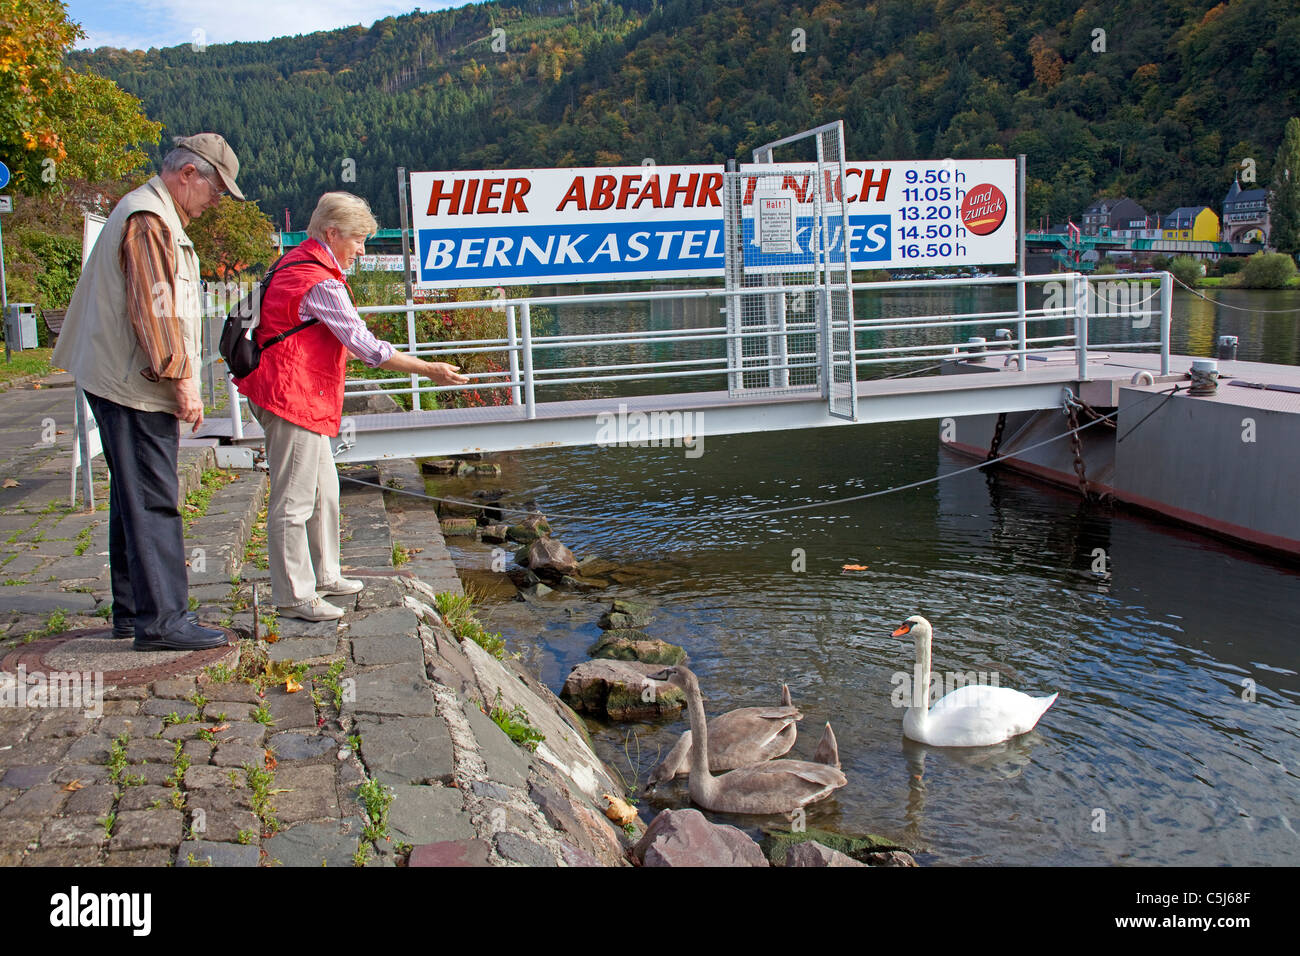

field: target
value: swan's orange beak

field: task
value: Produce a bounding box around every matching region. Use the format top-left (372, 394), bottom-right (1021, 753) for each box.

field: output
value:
top-left (892, 623), bottom-right (912, 637)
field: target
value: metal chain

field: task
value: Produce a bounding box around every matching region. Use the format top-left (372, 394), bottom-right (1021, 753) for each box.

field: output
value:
top-left (986, 412), bottom-right (1007, 463)
top-left (1066, 402), bottom-right (1091, 500)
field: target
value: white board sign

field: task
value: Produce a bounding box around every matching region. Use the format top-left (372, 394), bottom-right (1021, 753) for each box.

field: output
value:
top-left (409, 160), bottom-right (1016, 288)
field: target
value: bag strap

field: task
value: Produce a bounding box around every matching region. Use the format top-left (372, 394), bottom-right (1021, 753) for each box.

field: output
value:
top-left (253, 255), bottom-right (326, 345)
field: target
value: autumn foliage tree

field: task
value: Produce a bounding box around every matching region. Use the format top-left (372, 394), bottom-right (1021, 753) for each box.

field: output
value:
top-left (185, 197), bottom-right (277, 281)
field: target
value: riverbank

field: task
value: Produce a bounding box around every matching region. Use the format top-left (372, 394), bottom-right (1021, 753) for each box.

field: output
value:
top-left (0, 375), bottom-right (635, 867)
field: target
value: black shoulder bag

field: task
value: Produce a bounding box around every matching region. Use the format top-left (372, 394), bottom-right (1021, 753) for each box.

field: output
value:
top-left (219, 257), bottom-right (319, 378)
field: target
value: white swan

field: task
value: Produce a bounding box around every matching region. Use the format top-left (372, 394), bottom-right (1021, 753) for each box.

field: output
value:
top-left (892, 615), bottom-right (1058, 747)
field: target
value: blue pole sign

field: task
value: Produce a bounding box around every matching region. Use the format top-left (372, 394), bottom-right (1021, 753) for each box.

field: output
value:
top-left (0, 161), bottom-right (9, 190)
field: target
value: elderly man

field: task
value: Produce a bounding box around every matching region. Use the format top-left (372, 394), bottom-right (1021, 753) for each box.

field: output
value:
top-left (52, 134), bottom-right (239, 651)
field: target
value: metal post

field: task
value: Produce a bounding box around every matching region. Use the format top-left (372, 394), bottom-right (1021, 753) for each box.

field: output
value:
top-left (1074, 273), bottom-right (1090, 380)
top-left (1159, 271), bottom-right (1172, 376)
top-left (506, 304), bottom-right (522, 406)
top-left (397, 167), bottom-right (420, 411)
top-left (519, 302), bottom-right (536, 419)
top-left (227, 371), bottom-right (243, 441)
top-left (74, 386), bottom-right (95, 509)
top-left (1016, 153), bottom-right (1028, 372)
top-left (1, 214), bottom-right (8, 364)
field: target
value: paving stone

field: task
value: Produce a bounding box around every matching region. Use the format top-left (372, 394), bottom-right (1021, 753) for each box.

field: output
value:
top-left (462, 700), bottom-right (532, 789)
top-left (64, 783), bottom-right (117, 816)
top-left (354, 579), bottom-right (406, 611)
top-left (494, 830), bottom-right (556, 867)
top-left (351, 633), bottom-right (423, 667)
top-left (118, 786), bottom-right (180, 811)
top-left (162, 722), bottom-right (206, 741)
top-left (103, 686), bottom-right (149, 701)
top-left (348, 607), bottom-right (421, 639)
top-left (0, 591), bottom-right (97, 613)
top-left (141, 698), bottom-right (198, 719)
top-left (0, 738), bottom-right (72, 767)
top-left (109, 809), bottom-right (183, 850)
top-left (0, 783), bottom-right (69, 818)
top-left (98, 715), bottom-right (162, 738)
top-left (54, 764), bottom-right (111, 785)
top-left (104, 849), bottom-right (172, 867)
top-left (196, 681), bottom-right (262, 704)
top-left (345, 664), bottom-right (435, 718)
top-left (182, 739), bottom-right (213, 763)
top-left (22, 846), bottom-right (102, 866)
top-left (276, 618), bottom-right (339, 640)
top-left (203, 701), bottom-right (257, 721)
top-left (212, 742), bottom-right (264, 768)
top-left (28, 712), bottom-right (100, 739)
top-left (119, 763), bottom-right (176, 786)
top-left (186, 787), bottom-right (255, 814)
top-left (126, 738), bottom-right (177, 764)
top-left (184, 765), bottom-right (248, 790)
top-left (273, 764), bottom-right (339, 825)
top-left (0, 817), bottom-right (42, 850)
top-left (209, 721), bottom-right (269, 746)
top-left (0, 764), bottom-right (57, 788)
top-left (176, 840), bottom-right (261, 867)
top-left (152, 679), bottom-right (198, 700)
top-left (40, 815), bottom-right (108, 848)
top-left (267, 634), bottom-right (339, 661)
top-left (267, 732), bottom-right (336, 761)
top-left (265, 688), bottom-right (316, 729)
top-left (63, 734), bottom-right (113, 764)
top-left (262, 819), bottom-right (361, 867)
top-left (384, 784), bottom-right (473, 845)
top-left (353, 715), bottom-right (455, 787)
top-left (101, 699), bottom-right (142, 715)
top-left (408, 839), bottom-right (492, 867)
top-left (192, 809), bottom-right (260, 844)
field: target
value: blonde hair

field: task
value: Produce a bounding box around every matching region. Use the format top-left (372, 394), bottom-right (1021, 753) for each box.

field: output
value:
top-left (307, 192), bottom-right (379, 241)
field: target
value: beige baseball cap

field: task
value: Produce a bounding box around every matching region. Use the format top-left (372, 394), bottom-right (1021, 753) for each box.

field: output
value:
top-left (174, 132), bottom-right (245, 201)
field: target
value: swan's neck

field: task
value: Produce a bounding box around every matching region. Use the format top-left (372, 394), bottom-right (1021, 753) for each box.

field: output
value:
top-left (683, 677), bottom-right (717, 800)
top-left (911, 628), bottom-right (933, 726)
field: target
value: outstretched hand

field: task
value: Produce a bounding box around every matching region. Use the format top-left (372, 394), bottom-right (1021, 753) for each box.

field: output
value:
top-left (425, 362), bottom-right (469, 386)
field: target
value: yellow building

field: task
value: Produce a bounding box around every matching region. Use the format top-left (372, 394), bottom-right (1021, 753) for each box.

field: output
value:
top-left (1162, 206), bottom-right (1220, 241)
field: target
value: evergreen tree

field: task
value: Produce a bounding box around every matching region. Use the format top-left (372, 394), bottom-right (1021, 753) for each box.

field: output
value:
top-left (1269, 117), bottom-right (1300, 258)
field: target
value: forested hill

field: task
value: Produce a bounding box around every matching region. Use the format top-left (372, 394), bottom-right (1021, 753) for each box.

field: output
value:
top-left (71, 0), bottom-right (1300, 229)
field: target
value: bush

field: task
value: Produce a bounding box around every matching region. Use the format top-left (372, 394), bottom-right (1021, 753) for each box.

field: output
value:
top-left (1229, 252), bottom-right (1297, 289)
top-left (1168, 256), bottom-right (1204, 288)
top-left (1093, 261), bottom-right (1117, 275)
top-left (1217, 257), bottom-right (1245, 276)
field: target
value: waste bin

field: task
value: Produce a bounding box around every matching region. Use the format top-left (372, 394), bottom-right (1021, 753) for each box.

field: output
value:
top-left (4, 303), bottom-right (38, 350)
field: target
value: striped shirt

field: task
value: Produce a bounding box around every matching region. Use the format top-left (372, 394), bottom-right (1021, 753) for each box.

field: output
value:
top-left (120, 212), bottom-right (191, 381)
top-left (299, 245), bottom-right (394, 368)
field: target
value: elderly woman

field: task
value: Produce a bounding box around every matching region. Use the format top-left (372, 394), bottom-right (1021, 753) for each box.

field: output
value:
top-left (234, 192), bottom-right (467, 621)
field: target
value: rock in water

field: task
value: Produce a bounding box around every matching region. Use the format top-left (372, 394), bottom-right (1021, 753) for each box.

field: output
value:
top-left (633, 808), bottom-right (769, 867)
top-left (525, 537), bottom-right (578, 580)
top-left (587, 631), bottom-right (686, 665)
top-left (561, 659), bottom-right (684, 720)
top-left (783, 841), bottom-right (866, 867)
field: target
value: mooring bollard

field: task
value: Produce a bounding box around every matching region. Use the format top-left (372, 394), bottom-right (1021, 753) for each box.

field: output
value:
top-left (1217, 335), bottom-right (1238, 361)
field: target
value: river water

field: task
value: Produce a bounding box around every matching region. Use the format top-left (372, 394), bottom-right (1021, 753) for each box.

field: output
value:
top-left (446, 284), bottom-right (1300, 866)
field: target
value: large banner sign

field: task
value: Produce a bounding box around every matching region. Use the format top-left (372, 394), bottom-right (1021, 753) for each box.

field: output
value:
top-left (409, 160), bottom-right (1015, 288)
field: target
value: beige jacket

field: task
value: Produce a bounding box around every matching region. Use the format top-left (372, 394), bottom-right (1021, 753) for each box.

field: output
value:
top-left (52, 176), bottom-right (202, 413)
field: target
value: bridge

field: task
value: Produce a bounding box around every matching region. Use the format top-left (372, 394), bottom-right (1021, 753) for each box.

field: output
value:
top-left (1026, 231), bottom-right (1262, 270)
top-left (195, 271), bottom-right (1178, 462)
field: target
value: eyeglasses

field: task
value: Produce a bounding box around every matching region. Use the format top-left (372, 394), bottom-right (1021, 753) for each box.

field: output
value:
top-left (200, 173), bottom-right (228, 198)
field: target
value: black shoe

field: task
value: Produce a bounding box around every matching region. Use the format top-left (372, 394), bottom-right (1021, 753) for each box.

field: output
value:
top-left (113, 612), bottom-right (198, 640)
top-left (133, 620), bottom-right (228, 653)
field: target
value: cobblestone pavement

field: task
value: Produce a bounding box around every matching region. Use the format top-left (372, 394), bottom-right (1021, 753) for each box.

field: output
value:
top-left (0, 377), bottom-right (634, 866)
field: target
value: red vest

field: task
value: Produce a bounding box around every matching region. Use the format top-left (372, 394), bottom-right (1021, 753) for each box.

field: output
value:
top-left (234, 238), bottom-right (352, 436)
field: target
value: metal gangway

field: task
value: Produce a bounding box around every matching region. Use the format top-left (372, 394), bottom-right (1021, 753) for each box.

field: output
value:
top-left (196, 269), bottom-right (1174, 463)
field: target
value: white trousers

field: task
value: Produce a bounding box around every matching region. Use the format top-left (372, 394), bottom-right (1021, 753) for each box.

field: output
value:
top-left (249, 400), bottom-right (342, 607)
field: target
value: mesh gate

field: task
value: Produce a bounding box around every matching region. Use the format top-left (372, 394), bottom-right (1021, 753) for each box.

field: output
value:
top-left (723, 121), bottom-right (858, 420)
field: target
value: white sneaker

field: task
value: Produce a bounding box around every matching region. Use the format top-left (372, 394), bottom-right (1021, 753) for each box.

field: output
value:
top-left (278, 598), bottom-right (344, 622)
top-left (318, 577), bottom-right (364, 596)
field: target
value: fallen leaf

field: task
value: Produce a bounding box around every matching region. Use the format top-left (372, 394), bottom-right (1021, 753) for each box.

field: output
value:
top-left (264, 749), bottom-right (277, 772)
top-left (841, 564), bottom-right (869, 571)
top-left (62, 779), bottom-right (84, 792)
top-left (208, 723), bottom-right (230, 734)
top-left (1, 479), bottom-right (18, 488)
top-left (602, 793), bottom-right (637, 826)
top-left (285, 676), bottom-right (302, 693)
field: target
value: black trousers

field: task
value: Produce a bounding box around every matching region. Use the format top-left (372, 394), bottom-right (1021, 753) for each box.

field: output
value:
top-left (84, 391), bottom-right (189, 639)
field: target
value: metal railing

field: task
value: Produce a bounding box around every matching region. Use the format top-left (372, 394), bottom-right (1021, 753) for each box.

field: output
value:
top-left (203, 271), bottom-right (1173, 430)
